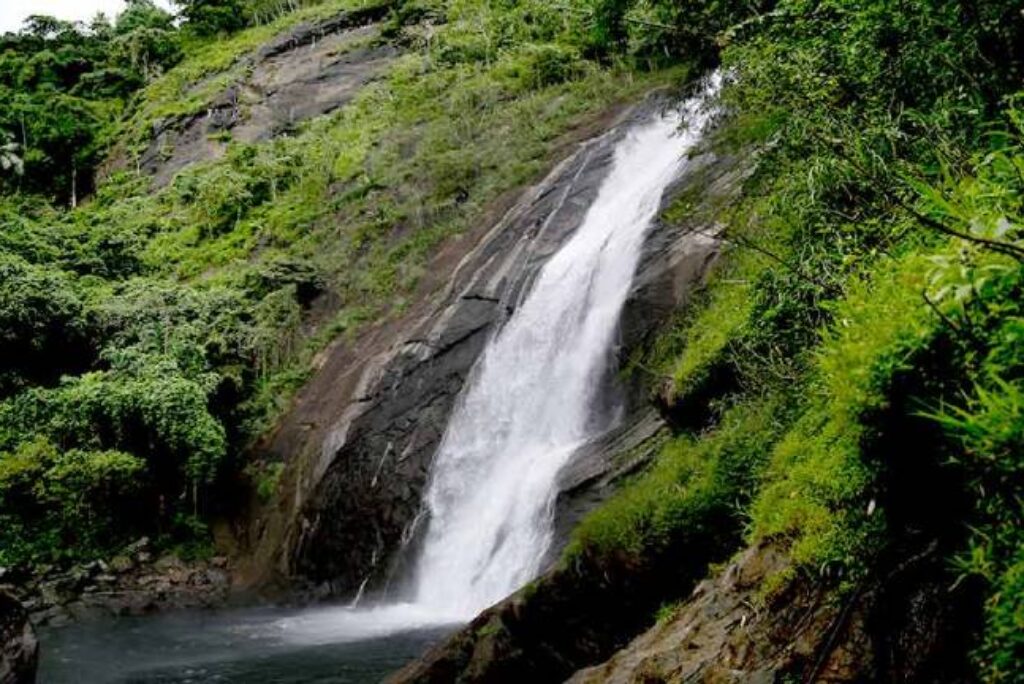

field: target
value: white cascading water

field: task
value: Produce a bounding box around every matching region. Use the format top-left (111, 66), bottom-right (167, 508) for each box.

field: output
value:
top-left (270, 73), bottom-right (722, 643)
top-left (411, 72), bottom-right (723, 619)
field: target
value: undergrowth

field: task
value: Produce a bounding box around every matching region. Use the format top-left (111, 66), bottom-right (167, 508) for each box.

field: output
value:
top-left (564, 1), bottom-right (1024, 676)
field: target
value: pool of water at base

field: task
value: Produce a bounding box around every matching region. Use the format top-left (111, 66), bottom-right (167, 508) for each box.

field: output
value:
top-left (38, 603), bottom-right (459, 683)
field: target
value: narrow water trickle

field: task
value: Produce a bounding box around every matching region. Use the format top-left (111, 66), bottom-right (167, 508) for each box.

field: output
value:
top-left (410, 72), bottom-right (723, 619)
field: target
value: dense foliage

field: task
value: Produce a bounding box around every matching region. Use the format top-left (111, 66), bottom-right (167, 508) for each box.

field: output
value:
top-left (564, 0), bottom-right (1024, 678)
top-left (174, 0), bottom-right (336, 35)
top-left (0, 1), bottom-right (181, 203)
top-left (2, 0), bottom-right (1024, 676)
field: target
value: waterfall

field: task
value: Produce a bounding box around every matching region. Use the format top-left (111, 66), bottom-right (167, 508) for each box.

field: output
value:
top-left (410, 73), bottom-right (723, 619)
top-left (267, 74), bottom-right (722, 645)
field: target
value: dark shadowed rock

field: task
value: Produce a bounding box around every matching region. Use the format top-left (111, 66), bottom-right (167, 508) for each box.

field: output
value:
top-left (0, 591), bottom-right (37, 684)
top-left (390, 536), bottom-right (979, 684)
top-left (240, 104), bottom-right (643, 597)
top-left (6, 543), bottom-right (232, 629)
top-left (384, 512), bottom-right (741, 684)
top-left (568, 539), bottom-right (980, 684)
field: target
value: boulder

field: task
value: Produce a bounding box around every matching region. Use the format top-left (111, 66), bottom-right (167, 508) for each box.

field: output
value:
top-left (0, 591), bottom-right (38, 684)
top-left (108, 556), bottom-right (134, 574)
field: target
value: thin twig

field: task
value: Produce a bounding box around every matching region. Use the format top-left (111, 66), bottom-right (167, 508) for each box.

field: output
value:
top-left (921, 291), bottom-right (983, 346)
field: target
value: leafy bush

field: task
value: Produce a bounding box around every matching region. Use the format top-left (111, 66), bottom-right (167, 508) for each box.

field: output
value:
top-left (975, 547), bottom-right (1024, 681)
top-left (175, 0), bottom-right (249, 35)
top-left (0, 358), bottom-right (226, 496)
top-left (176, 0), bottom-right (337, 36)
top-left (0, 438), bottom-right (145, 564)
top-left (569, 396), bottom-right (788, 564)
top-left (0, 253), bottom-right (93, 395)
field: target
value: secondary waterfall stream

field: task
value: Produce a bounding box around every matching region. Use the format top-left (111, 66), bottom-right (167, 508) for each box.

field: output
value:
top-left (411, 72), bottom-right (723, 619)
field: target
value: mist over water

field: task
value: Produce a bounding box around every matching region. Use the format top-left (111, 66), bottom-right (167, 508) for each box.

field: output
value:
top-left (411, 72), bottom-right (723, 619)
top-left (38, 606), bottom-right (451, 684)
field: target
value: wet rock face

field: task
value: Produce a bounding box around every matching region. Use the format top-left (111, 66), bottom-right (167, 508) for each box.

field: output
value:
top-left (133, 5), bottom-right (395, 188)
top-left (0, 591), bottom-right (37, 684)
top-left (258, 112), bottom-right (637, 596)
top-left (552, 148), bottom-right (750, 556)
top-left (241, 101), bottom-right (749, 600)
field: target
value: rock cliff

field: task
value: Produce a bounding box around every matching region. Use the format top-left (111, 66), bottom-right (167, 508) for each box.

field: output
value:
top-left (116, 4), bottom-right (394, 187)
top-left (239, 99), bottom-right (744, 600)
top-left (0, 592), bottom-right (37, 684)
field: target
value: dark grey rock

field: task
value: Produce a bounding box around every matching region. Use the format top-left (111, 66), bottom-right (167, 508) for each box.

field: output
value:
top-left (0, 590), bottom-right (37, 684)
top-left (132, 6), bottom-right (396, 188)
top-left (288, 120), bottom-right (631, 596)
top-left (9, 546), bottom-right (233, 628)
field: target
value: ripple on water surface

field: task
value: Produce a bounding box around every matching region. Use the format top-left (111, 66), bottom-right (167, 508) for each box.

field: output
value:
top-left (38, 604), bottom-right (459, 683)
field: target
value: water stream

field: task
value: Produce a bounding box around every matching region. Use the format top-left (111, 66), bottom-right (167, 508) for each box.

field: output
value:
top-left (39, 73), bottom-right (721, 682)
top-left (410, 72), bottom-right (722, 618)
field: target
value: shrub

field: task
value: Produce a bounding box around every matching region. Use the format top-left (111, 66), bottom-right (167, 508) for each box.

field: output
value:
top-left (0, 360), bottom-right (226, 492)
top-left (0, 438), bottom-right (146, 563)
top-left (569, 396), bottom-right (787, 564)
top-left (0, 253), bottom-right (93, 395)
top-left (749, 253), bottom-right (937, 573)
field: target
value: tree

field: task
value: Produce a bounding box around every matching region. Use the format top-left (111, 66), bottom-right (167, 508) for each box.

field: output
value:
top-left (0, 5), bottom-right (182, 203)
top-left (113, 0), bottom-right (181, 79)
top-left (174, 0), bottom-right (248, 35)
top-left (116, 0), bottom-right (176, 34)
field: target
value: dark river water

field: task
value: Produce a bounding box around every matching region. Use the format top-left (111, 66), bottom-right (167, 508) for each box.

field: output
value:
top-left (38, 603), bottom-right (458, 683)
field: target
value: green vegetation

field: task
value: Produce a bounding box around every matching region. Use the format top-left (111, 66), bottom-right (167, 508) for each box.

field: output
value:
top-left (749, 252), bottom-right (936, 571)
top-left (3, 0), bottom-right (1024, 675)
top-left (569, 395), bottom-right (788, 565)
top-left (0, 1), bottom-right (181, 203)
top-left (0, 439), bottom-right (144, 563)
top-left (561, 0), bottom-right (1024, 676)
